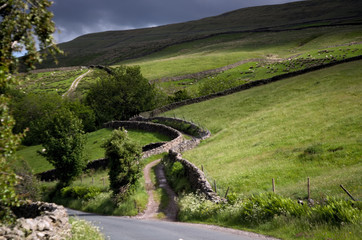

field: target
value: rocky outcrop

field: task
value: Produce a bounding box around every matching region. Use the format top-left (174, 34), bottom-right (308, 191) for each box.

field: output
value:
top-left (0, 202), bottom-right (71, 240)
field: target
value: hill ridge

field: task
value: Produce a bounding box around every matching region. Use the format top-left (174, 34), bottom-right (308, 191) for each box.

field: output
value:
top-left (38, 0), bottom-right (362, 68)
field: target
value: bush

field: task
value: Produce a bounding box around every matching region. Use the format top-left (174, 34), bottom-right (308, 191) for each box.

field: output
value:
top-left (168, 90), bottom-right (191, 103)
top-left (60, 186), bottom-right (102, 200)
top-left (102, 128), bottom-right (142, 198)
top-left (311, 197), bottom-right (361, 225)
top-left (13, 160), bottom-right (41, 201)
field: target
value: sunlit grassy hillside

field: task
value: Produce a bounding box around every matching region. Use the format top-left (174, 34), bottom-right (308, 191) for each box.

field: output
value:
top-left (121, 25), bottom-right (362, 81)
top-left (162, 60), bottom-right (362, 200)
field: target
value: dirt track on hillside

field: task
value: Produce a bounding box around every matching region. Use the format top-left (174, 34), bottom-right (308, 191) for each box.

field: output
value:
top-left (62, 69), bottom-right (93, 97)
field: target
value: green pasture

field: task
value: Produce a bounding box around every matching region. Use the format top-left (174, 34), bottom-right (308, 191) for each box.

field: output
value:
top-left (17, 68), bottom-right (87, 96)
top-left (15, 128), bottom-right (171, 174)
top-left (121, 25), bottom-right (362, 81)
top-left (162, 60), bottom-right (362, 200)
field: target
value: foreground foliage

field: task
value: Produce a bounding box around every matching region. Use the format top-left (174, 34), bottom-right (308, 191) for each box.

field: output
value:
top-left (0, 0), bottom-right (59, 223)
top-left (0, 94), bottom-right (22, 223)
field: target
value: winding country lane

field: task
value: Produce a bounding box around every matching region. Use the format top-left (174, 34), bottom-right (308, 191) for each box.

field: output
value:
top-left (62, 69), bottom-right (93, 97)
top-left (137, 159), bottom-right (178, 221)
top-left (67, 159), bottom-right (278, 239)
top-left (67, 208), bottom-right (277, 240)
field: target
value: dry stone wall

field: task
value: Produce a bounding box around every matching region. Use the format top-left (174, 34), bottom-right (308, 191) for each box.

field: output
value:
top-left (104, 120), bottom-right (184, 158)
top-left (0, 202), bottom-right (71, 240)
top-left (131, 116), bottom-right (211, 140)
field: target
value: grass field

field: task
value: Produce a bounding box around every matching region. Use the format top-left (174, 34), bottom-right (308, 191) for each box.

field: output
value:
top-left (161, 60), bottom-right (362, 201)
top-left (121, 25), bottom-right (362, 81)
top-left (16, 68), bottom-right (88, 96)
top-left (15, 128), bottom-right (171, 174)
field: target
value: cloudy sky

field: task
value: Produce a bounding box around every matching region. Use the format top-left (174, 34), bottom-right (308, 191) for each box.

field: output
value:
top-left (51, 0), bottom-right (302, 44)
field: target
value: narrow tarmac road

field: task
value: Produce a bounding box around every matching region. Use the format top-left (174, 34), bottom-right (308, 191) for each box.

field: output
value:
top-left (67, 208), bottom-right (277, 240)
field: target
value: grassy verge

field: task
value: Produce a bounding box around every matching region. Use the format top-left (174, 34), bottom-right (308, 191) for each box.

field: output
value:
top-left (178, 193), bottom-right (362, 240)
top-left (41, 170), bottom-right (147, 216)
top-left (68, 217), bottom-right (105, 240)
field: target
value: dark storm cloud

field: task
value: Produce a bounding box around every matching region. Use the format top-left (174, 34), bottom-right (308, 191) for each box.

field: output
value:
top-left (51, 0), bottom-right (302, 43)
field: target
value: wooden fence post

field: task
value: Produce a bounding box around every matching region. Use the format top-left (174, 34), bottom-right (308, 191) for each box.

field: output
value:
top-left (307, 177), bottom-right (311, 200)
top-left (272, 178), bottom-right (275, 193)
top-left (224, 187), bottom-right (230, 199)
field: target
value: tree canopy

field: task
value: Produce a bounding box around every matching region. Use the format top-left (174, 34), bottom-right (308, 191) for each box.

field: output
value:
top-left (38, 108), bottom-right (86, 187)
top-left (102, 128), bottom-right (141, 197)
top-left (85, 66), bottom-right (157, 125)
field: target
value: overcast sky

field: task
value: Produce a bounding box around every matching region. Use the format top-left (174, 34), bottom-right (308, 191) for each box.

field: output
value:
top-left (51, 0), bottom-right (302, 44)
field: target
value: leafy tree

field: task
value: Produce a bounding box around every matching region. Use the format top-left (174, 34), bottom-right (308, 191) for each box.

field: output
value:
top-left (10, 92), bottom-right (95, 145)
top-left (38, 109), bottom-right (86, 188)
top-left (86, 66), bottom-right (157, 125)
top-left (1, 0), bottom-right (59, 223)
top-left (102, 128), bottom-right (141, 197)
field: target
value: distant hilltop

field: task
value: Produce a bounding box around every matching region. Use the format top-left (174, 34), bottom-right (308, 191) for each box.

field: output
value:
top-left (37, 0), bottom-right (362, 68)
